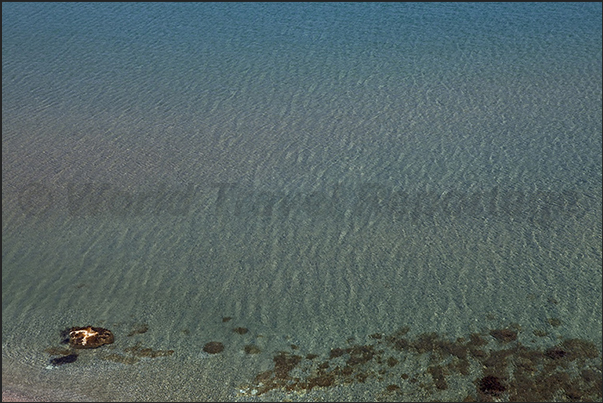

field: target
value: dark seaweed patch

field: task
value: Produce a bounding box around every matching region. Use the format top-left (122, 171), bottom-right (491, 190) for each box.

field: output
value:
top-left (236, 324), bottom-right (602, 401)
top-left (479, 375), bottom-right (506, 396)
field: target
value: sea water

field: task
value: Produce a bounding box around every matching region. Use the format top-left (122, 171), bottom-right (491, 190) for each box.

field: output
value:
top-left (3, 3), bottom-right (601, 401)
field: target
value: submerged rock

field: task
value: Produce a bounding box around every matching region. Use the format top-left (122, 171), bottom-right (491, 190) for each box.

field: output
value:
top-left (49, 353), bottom-right (78, 366)
top-left (67, 326), bottom-right (114, 349)
top-left (203, 341), bottom-right (224, 354)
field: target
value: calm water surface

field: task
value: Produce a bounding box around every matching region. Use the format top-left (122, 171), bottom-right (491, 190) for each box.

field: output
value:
top-left (3, 3), bottom-right (601, 401)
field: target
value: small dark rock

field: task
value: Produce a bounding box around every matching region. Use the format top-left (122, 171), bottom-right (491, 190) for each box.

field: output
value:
top-left (50, 354), bottom-right (78, 366)
top-left (203, 341), bottom-right (224, 354)
top-left (233, 327), bottom-right (248, 335)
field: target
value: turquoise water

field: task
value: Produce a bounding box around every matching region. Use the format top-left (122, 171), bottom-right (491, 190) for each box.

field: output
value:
top-left (3, 3), bottom-right (602, 401)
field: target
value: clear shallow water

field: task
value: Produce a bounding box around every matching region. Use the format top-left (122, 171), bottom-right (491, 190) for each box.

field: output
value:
top-left (3, 3), bottom-right (602, 401)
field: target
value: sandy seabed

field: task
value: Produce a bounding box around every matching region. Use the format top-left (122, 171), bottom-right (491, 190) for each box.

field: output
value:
top-left (2, 390), bottom-right (49, 402)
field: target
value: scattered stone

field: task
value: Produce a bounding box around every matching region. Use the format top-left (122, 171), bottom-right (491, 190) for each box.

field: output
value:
top-left (386, 384), bottom-right (400, 392)
top-left (125, 343), bottom-right (174, 358)
top-left (203, 341), bottom-right (224, 354)
top-left (127, 324), bottom-right (149, 337)
top-left (244, 345), bottom-right (261, 355)
top-left (49, 354), bottom-right (78, 366)
top-left (233, 327), bottom-right (248, 335)
top-left (548, 318), bottom-right (562, 327)
top-left (386, 357), bottom-right (399, 367)
top-left (489, 328), bottom-right (517, 343)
